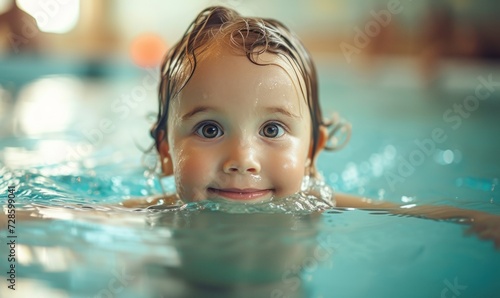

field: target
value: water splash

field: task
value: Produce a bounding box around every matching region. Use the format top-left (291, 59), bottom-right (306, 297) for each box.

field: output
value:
top-left (173, 193), bottom-right (333, 215)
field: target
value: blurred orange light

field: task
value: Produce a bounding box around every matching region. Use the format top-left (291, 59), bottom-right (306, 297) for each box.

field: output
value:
top-left (130, 33), bottom-right (168, 68)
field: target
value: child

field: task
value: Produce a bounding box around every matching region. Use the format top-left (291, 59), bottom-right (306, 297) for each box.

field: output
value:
top-left (126, 6), bottom-right (499, 247)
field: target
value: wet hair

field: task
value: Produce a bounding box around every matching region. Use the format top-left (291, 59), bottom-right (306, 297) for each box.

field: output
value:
top-left (150, 6), bottom-right (349, 176)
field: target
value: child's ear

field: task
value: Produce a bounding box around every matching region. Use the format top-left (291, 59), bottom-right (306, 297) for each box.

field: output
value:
top-left (316, 125), bottom-right (328, 153)
top-left (313, 125), bottom-right (328, 164)
top-left (157, 131), bottom-right (174, 176)
top-left (308, 125), bottom-right (328, 161)
top-left (308, 125), bottom-right (328, 177)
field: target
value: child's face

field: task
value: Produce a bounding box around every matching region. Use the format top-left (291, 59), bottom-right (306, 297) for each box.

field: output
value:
top-left (160, 48), bottom-right (315, 203)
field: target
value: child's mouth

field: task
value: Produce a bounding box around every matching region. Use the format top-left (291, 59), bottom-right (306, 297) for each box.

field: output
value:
top-left (207, 188), bottom-right (272, 201)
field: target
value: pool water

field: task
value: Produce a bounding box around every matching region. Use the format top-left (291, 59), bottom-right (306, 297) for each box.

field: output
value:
top-left (1, 56), bottom-right (500, 297)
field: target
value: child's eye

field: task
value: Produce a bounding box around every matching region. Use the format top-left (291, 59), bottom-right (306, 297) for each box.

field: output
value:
top-left (260, 122), bottom-right (285, 138)
top-left (195, 122), bottom-right (223, 139)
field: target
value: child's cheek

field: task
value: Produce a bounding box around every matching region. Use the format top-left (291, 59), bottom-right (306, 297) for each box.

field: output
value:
top-left (173, 146), bottom-right (215, 201)
top-left (266, 143), bottom-right (308, 197)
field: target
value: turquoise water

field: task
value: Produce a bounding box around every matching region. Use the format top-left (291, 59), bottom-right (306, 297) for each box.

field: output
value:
top-left (1, 57), bottom-right (500, 297)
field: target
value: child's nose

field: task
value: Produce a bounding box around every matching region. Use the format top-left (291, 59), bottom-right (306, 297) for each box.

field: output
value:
top-left (222, 142), bottom-right (261, 175)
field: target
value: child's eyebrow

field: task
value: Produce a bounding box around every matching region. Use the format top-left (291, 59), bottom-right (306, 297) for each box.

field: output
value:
top-left (180, 106), bottom-right (300, 121)
top-left (180, 106), bottom-right (218, 121)
top-left (264, 107), bottom-right (300, 119)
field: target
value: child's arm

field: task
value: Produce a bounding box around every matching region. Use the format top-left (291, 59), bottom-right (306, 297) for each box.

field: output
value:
top-left (335, 193), bottom-right (500, 248)
top-left (120, 193), bottom-right (179, 208)
top-left (336, 192), bottom-right (490, 220)
top-left (335, 193), bottom-right (398, 209)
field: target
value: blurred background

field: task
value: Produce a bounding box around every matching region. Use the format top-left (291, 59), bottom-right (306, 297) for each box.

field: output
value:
top-left (1, 0), bottom-right (499, 81)
top-left (0, 0), bottom-right (499, 200)
top-left (1, 0), bottom-right (499, 61)
top-left (1, 0), bottom-right (500, 58)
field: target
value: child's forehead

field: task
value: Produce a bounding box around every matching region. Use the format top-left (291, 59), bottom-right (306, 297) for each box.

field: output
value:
top-left (170, 46), bottom-right (308, 118)
top-left (190, 42), bottom-right (307, 99)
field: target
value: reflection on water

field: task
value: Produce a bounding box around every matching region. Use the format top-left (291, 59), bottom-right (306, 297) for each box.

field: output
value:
top-left (145, 210), bottom-right (322, 297)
